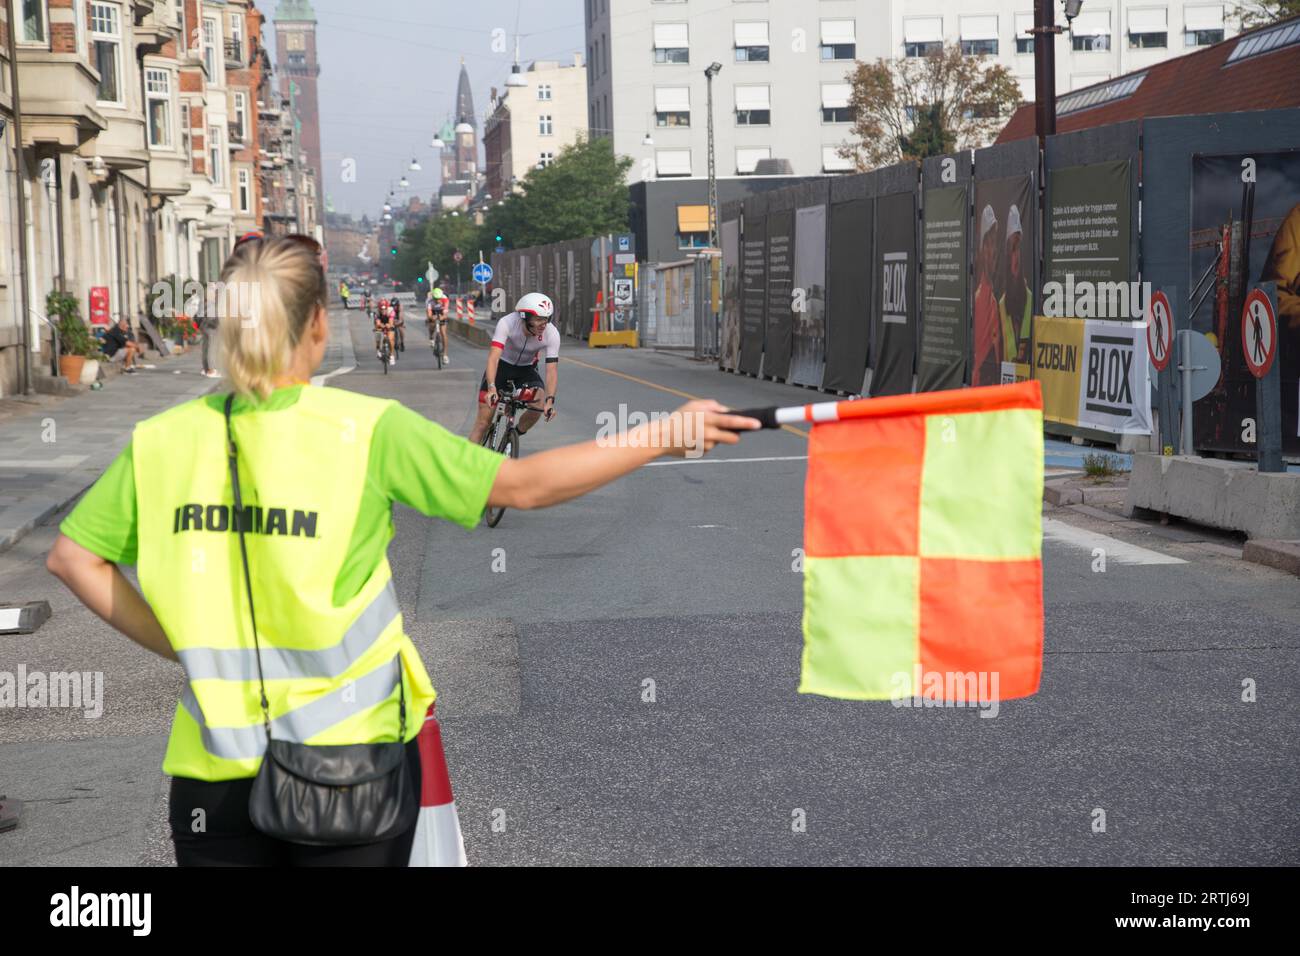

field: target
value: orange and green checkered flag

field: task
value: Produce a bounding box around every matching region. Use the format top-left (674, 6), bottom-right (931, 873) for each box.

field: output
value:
top-left (738, 381), bottom-right (1044, 702)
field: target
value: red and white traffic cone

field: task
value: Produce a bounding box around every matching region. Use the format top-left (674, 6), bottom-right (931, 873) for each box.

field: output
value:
top-left (409, 705), bottom-right (467, 867)
top-left (456, 297), bottom-right (465, 321)
top-left (467, 299), bottom-right (475, 325)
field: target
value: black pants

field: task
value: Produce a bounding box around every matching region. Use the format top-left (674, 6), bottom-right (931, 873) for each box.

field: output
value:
top-left (169, 740), bottom-right (420, 867)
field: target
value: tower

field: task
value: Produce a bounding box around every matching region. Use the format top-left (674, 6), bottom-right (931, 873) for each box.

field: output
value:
top-left (453, 60), bottom-right (477, 182)
top-left (274, 0), bottom-right (323, 184)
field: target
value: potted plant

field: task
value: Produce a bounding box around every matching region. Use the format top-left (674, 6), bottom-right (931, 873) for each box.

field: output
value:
top-left (47, 291), bottom-right (102, 384)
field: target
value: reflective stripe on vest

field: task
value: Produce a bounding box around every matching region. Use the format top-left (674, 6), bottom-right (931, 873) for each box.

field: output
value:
top-left (176, 580), bottom-right (399, 682)
top-left (181, 655), bottom-right (403, 762)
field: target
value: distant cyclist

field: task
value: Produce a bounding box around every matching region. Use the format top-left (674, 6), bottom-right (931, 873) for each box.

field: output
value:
top-left (469, 293), bottom-right (558, 444)
top-left (391, 296), bottom-right (405, 353)
top-left (428, 285), bottom-right (450, 365)
top-left (374, 298), bottom-right (396, 365)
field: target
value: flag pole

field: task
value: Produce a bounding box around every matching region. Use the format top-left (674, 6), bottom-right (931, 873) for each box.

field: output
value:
top-left (730, 382), bottom-right (1043, 429)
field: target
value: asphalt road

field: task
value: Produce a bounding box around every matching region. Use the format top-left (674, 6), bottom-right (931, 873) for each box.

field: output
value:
top-left (1, 309), bottom-right (1296, 866)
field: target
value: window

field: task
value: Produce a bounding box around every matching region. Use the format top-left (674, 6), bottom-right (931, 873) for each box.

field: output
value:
top-left (146, 69), bottom-right (173, 148)
top-left (91, 4), bottom-right (122, 103)
top-left (209, 125), bottom-right (224, 186)
top-left (735, 85), bottom-right (770, 126)
top-left (539, 151), bottom-right (555, 167)
top-left (822, 146), bottom-right (854, 173)
top-left (821, 83), bottom-right (853, 123)
top-left (539, 114), bottom-right (553, 135)
top-left (903, 17), bottom-right (941, 57)
top-left (237, 169), bottom-right (251, 213)
top-left (734, 21), bottom-right (769, 62)
top-left (820, 20), bottom-right (856, 60)
top-left (1185, 5), bottom-right (1225, 47)
top-left (537, 83), bottom-right (552, 101)
top-left (1071, 10), bottom-right (1111, 51)
top-left (232, 91), bottom-right (248, 142)
top-left (653, 22), bottom-right (689, 63)
top-left (654, 86), bottom-right (690, 126)
top-left (20, 0), bottom-right (46, 43)
top-left (1128, 9), bottom-right (1167, 48)
top-left (202, 17), bottom-right (220, 80)
top-left (736, 147), bottom-right (770, 175)
top-left (655, 149), bottom-right (692, 177)
top-left (1015, 13), bottom-right (1034, 54)
top-left (960, 16), bottom-right (999, 56)
top-left (229, 12), bottom-right (244, 60)
top-left (180, 102), bottom-right (191, 163)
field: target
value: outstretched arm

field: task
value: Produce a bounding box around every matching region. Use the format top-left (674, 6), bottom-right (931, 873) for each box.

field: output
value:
top-left (46, 536), bottom-right (178, 662)
top-left (488, 400), bottom-right (759, 510)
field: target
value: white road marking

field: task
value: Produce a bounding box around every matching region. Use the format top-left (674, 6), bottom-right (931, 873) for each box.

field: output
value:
top-left (646, 455), bottom-right (809, 467)
top-left (311, 365), bottom-right (355, 387)
top-left (0, 455), bottom-right (89, 469)
top-left (1041, 517), bottom-right (1186, 565)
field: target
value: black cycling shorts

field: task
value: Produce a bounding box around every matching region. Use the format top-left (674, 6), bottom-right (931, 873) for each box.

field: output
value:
top-left (479, 360), bottom-right (543, 403)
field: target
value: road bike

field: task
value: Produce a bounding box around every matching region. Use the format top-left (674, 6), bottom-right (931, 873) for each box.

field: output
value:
top-left (479, 381), bottom-right (543, 528)
top-left (378, 328), bottom-right (393, 374)
top-left (429, 315), bottom-right (445, 370)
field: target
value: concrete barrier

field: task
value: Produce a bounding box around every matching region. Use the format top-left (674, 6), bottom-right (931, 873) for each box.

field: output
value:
top-left (1125, 454), bottom-right (1300, 539)
top-left (446, 317), bottom-right (494, 349)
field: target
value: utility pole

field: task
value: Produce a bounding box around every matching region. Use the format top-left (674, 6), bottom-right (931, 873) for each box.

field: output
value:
top-left (1032, 0), bottom-right (1059, 145)
top-left (6, 0), bottom-right (34, 393)
top-left (704, 62), bottom-right (722, 251)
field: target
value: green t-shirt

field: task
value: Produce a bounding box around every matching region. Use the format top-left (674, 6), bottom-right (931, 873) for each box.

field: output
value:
top-left (60, 386), bottom-right (503, 603)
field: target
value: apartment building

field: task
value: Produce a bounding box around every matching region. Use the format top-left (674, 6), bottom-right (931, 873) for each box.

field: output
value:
top-left (483, 54), bottom-right (587, 201)
top-left (0, 0), bottom-right (315, 395)
top-left (584, 0), bottom-right (1239, 182)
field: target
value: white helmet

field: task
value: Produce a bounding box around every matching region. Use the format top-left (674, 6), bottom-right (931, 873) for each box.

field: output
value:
top-left (515, 292), bottom-right (554, 320)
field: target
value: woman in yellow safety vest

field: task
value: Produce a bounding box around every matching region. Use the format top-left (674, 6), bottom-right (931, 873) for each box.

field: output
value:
top-left (46, 236), bottom-right (757, 866)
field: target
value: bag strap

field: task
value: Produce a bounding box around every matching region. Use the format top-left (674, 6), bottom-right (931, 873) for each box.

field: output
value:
top-left (225, 394), bottom-right (273, 739)
top-left (222, 394), bottom-right (406, 743)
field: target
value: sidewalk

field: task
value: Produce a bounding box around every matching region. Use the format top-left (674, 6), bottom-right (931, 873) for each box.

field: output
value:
top-left (0, 307), bottom-right (357, 554)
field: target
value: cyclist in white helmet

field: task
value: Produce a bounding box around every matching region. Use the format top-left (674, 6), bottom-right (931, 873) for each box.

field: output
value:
top-left (469, 292), bottom-right (560, 444)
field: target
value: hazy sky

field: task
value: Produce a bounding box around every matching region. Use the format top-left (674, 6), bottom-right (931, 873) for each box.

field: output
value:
top-left (288, 0), bottom-right (586, 219)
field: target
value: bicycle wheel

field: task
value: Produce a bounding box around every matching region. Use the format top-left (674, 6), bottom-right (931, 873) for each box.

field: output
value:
top-left (381, 339), bottom-right (390, 374)
top-left (485, 426), bottom-right (519, 528)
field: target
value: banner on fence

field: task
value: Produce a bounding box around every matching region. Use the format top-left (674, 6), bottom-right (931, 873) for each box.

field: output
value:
top-left (972, 175), bottom-right (1034, 388)
top-left (1033, 316), bottom-right (1152, 434)
top-left (918, 185), bottom-right (969, 391)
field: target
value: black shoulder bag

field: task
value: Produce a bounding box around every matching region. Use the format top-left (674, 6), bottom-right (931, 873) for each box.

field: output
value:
top-left (224, 394), bottom-right (417, 846)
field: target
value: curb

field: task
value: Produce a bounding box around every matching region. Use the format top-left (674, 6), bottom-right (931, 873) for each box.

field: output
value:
top-left (1242, 539), bottom-right (1300, 578)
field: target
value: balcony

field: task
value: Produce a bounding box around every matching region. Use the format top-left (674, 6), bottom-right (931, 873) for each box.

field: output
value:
top-left (225, 39), bottom-right (245, 67)
top-left (228, 121), bottom-right (246, 145)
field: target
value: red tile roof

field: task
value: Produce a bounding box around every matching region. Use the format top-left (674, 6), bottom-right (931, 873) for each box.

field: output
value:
top-left (996, 16), bottom-right (1300, 142)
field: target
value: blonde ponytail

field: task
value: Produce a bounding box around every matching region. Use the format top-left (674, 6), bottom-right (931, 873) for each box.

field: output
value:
top-left (216, 238), bottom-right (326, 399)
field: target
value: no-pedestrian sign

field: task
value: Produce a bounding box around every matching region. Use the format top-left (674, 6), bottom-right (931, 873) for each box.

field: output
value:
top-left (1241, 288), bottom-right (1277, 379)
top-left (1146, 290), bottom-right (1173, 372)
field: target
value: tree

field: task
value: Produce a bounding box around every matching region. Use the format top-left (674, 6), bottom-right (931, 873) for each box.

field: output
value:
top-left (1232, 1), bottom-right (1300, 28)
top-left (838, 43), bottom-right (1023, 171)
top-left (505, 134), bottom-right (633, 248)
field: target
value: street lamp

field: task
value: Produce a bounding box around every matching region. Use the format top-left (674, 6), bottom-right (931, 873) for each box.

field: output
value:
top-left (409, 157), bottom-right (421, 171)
top-left (704, 62), bottom-right (722, 251)
top-left (399, 175), bottom-right (410, 188)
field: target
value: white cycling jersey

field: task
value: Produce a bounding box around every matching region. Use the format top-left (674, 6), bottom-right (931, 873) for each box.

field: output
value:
top-left (491, 311), bottom-right (561, 366)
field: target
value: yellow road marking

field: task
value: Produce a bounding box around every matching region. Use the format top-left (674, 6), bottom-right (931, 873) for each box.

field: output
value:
top-left (560, 355), bottom-right (809, 438)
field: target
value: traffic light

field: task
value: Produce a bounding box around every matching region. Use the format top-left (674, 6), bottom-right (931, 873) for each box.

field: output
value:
top-left (494, 233), bottom-right (503, 244)
top-left (416, 276), bottom-right (424, 284)
top-left (390, 246), bottom-right (398, 257)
